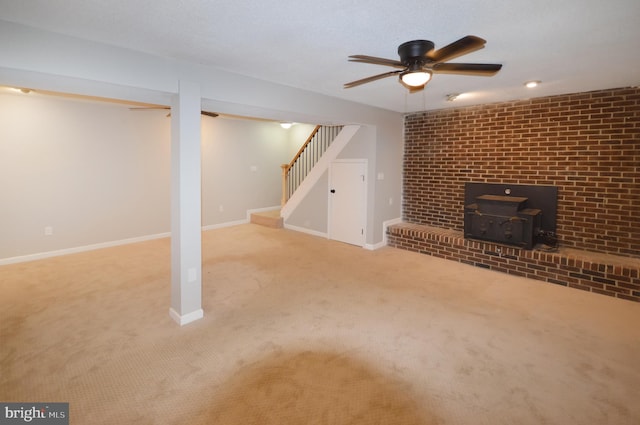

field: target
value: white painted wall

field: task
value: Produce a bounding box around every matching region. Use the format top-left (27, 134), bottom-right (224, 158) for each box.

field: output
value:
top-left (201, 119), bottom-right (315, 224)
top-left (0, 20), bottom-right (403, 250)
top-left (286, 170), bottom-right (330, 234)
top-left (0, 92), bottom-right (311, 261)
top-left (0, 92), bottom-right (171, 259)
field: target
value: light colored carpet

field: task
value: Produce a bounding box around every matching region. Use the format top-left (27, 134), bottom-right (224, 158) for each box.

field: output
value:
top-left (1, 224), bottom-right (638, 424)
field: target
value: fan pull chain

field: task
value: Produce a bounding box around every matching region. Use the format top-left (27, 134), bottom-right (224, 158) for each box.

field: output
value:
top-left (404, 90), bottom-right (408, 113)
top-left (423, 88), bottom-right (427, 111)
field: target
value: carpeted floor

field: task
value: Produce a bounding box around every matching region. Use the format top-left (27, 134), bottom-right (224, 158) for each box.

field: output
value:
top-left (1, 224), bottom-right (639, 424)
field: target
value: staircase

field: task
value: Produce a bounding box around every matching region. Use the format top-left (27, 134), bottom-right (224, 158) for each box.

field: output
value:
top-left (280, 125), bottom-right (343, 206)
top-left (250, 124), bottom-right (358, 228)
top-left (250, 209), bottom-right (283, 228)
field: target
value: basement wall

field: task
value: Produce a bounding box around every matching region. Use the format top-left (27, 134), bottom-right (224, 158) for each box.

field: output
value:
top-left (0, 92), bottom-right (305, 261)
top-left (390, 86), bottom-right (640, 302)
top-left (402, 86), bottom-right (640, 258)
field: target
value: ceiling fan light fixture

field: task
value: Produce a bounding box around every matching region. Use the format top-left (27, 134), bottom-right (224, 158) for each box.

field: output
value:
top-left (344, 36), bottom-right (501, 91)
top-left (400, 70), bottom-right (432, 87)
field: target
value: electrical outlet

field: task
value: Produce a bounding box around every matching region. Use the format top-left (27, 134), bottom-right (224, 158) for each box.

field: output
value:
top-left (44, 226), bottom-right (53, 236)
top-left (219, 205), bottom-right (224, 212)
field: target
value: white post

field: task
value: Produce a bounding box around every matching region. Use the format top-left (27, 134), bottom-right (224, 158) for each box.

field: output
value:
top-left (169, 80), bottom-right (203, 326)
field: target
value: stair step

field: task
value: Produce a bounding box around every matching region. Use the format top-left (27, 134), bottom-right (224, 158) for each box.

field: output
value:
top-left (250, 210), bottom-right (283, 228)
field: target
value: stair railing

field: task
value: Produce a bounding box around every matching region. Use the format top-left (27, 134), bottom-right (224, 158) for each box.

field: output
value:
top-left (281, 125), bottom-right (343, 206)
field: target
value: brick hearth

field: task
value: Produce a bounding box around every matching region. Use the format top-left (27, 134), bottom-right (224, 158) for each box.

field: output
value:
top-left (387, 223), bottom-right (640, 302)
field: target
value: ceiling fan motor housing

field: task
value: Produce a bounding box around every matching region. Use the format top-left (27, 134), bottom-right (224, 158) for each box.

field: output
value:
top-left (398, 40), bottom-right (434, 65)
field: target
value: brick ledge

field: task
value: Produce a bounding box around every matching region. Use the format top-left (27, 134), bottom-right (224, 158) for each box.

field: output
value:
top-left (387, 222), bottom-right (640, 302)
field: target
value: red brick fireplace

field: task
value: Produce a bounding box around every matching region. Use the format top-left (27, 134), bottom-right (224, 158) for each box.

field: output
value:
top-left (388, 86), bottom-right (640, 302)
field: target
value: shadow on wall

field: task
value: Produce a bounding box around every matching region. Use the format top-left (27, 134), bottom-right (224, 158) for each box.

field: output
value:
top-left (193, 350), bottom-right (438, 424)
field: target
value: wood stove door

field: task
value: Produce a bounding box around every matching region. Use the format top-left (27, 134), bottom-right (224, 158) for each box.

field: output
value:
top-left (466, 213), bottom-right (526, 247)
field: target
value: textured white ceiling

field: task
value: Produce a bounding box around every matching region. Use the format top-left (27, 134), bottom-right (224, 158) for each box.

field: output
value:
top-left (1, 0), bottom-right (639, 113)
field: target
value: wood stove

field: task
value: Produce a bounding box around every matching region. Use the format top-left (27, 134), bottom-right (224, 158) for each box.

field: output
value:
top-left (463, 183), bottom-right (558, 250)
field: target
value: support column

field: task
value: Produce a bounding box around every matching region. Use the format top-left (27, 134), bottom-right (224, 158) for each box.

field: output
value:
top-left (169, 80), bottom-right (203, 326)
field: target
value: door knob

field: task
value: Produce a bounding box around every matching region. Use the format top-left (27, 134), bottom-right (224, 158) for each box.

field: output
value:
top-left (330, 189), bottom-right (336, 193)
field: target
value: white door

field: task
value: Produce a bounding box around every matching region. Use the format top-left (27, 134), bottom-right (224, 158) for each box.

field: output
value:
top-left (329, 160), bottom-right (367, 246)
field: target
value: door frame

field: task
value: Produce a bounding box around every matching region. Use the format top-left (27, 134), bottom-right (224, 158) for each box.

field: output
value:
top-left (327, 159), bottom-right (368, 247)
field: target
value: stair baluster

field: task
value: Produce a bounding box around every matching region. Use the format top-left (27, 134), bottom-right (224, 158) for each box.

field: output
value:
top-left (281, 125), bottom-right (343, 207)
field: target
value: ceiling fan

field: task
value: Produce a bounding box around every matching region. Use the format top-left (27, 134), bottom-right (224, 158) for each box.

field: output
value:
top-left (130, 106), bottom-right (218, 118)
top-left (344, 35), bottom-right (502, 91)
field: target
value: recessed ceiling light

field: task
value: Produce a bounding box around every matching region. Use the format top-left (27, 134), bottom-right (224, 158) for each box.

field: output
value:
top-left (280, 122), bottom-right (293, 129)
top-left (446, 92), bottom-right (472, 102)
top-left (525, 80), bottom-right (541, 88)
top-left (9, 87), bottom-right (32, 94)
top-left (446, 93), bottom-right (460, 101)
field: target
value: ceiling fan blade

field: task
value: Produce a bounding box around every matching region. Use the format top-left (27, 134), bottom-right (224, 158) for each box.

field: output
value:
top-left (344, 70), bottom-right (402, 88)
top-left (348, 55), bottom-right (404, 68)
top-left (432, 62), bottom-right (502, 75)
top-left (427, 35), bottom-right (486, 63)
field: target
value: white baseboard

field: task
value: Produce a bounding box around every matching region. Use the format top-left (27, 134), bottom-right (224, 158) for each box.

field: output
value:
top-left (283, 223), bottom-right (328, 239)
top-left (2, 209), bottom-right (371, 265)
top-left (201, 219), bottom-right (248, 232)
top-left (364, 241), bottom-right (386, 251)
top-left (1, 210), bottom-right (285, 265)
top-left (169, 308), bottom-right (204, 326)
top-left (364, 217), bottom-right (402, 250)
top-left (0, 232), bottom-right (171, 266)
top-left (284, 217), bottom-right (402, 251)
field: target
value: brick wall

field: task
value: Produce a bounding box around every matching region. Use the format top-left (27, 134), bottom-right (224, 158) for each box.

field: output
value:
top-left (403, 86), bottom-right (640, 258)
